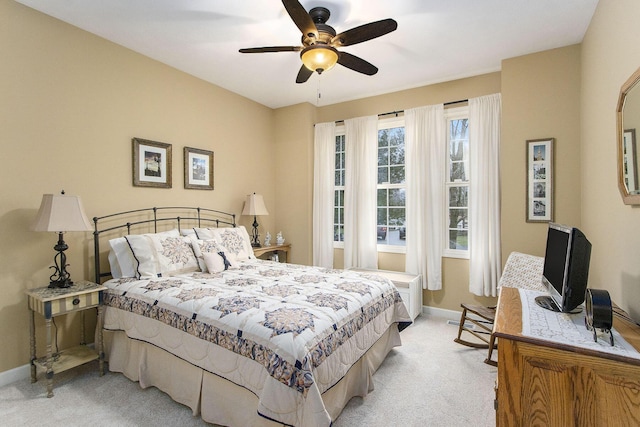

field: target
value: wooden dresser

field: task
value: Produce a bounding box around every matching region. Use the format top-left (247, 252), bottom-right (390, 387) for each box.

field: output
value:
top-left (494, 287), bottom-right (640, 426)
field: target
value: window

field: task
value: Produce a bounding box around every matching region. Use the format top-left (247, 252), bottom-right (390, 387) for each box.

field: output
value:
top-left (333, 118), bottom-right (407, 252)
top-left (444, 107), bottom-right (469, 258)
top-left (377, 119), bottom-right (406, 251)
top-left (334, 134), bottom-right (345, 244)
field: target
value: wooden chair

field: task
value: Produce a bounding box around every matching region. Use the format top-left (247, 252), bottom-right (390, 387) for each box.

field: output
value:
top-left (454, 252), bottom-right (545, 366)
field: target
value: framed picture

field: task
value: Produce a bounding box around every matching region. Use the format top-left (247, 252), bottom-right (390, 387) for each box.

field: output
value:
top-left (184, 147), bottom-right (214, 190)
top-left (132, 137), bottom-right (172, 188)
top-left (526, 138), bottom-right (554, 223)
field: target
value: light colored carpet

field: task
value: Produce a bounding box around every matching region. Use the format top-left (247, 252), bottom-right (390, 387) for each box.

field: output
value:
top-left (0, 315), bottom-right (496, 426)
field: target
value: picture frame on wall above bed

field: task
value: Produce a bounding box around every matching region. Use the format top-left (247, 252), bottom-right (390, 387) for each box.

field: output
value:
top-left (184, 147), bottom-right (214, 190)
top-left (132, 137), bottom-right (172, 188)
top-left (526, 138), bottom-right (554, 223)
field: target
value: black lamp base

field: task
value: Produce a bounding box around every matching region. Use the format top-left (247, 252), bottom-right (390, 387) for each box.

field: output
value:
top-left (48, 232), bottom-right (74, 288)
top-left (250, 215), bottom-right (262, 248)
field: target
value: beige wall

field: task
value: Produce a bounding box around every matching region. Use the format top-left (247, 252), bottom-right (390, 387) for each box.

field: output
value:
top-left (273, 103), bottom-right (317, 265)
top-left (501, 45), bottom-right (583, 257)
top-left (0, 1), bottom-right (275, 373)
top-left (581, 0), bottom-right (640, 320)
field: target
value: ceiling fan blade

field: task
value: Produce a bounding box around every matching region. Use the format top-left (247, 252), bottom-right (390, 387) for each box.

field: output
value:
top-left (337, 51), bottom-right (378, 76)
top-left (239, 46), bottom-right (301, 53)
top-left (331, 19), bottom-right (398, 47)
top-left (296, 64), bottom-right (313, 84)
top-left (282, 0), bottom-right (318, 39)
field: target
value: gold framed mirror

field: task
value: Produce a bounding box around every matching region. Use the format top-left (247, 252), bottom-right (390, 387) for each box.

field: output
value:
top-left (617, 66), bottom-right (640, 205)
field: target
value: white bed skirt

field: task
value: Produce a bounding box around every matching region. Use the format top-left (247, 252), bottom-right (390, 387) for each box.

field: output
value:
top-left (104, 324), bottom-right (401, 426)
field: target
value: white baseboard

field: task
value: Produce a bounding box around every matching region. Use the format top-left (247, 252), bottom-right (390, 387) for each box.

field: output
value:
top-left (0, 363), bottom-right (30, 388)
top-left (420, 305), bottom-right (462, 322)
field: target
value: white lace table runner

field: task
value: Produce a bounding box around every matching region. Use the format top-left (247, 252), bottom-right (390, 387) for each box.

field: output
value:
top-left (519, 289), bottom-right (640, 360)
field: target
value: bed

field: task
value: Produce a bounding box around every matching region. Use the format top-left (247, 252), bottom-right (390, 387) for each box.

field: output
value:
top-left (93, 207), bottom-right (412, 426)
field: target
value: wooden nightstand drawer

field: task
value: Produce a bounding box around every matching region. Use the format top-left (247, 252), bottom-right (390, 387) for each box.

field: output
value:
top-left (27, 281), bottom-right (105, 318)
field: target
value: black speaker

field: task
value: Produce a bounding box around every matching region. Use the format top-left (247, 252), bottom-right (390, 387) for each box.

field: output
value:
top-left (584, 288), bottom-right (613, 346)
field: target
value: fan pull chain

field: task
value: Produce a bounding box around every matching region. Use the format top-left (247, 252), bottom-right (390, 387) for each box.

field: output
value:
top-left (316, 77), bottom-right (321, 104)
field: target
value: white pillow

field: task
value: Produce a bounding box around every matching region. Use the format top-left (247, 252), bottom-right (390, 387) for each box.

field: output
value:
top-left (203, 250), bottom-right (238, 273)
top-left (125, 229), bottom-right (199, 278)
top-left (193, 226), bottom-right (255, 260)
top-left (180, 228), bottom-right (197, 237)
top-left (107, 250), bottom-right (123, 279)
top-left (108, 237), bottom-right (138, 278)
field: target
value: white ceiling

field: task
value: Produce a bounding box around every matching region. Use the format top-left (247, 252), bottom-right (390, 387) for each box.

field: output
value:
top-left (16, 0), bottom-right (598, 109)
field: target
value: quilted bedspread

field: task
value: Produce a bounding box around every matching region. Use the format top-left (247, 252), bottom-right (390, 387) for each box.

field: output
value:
top-left (103, 259), bottom-right (412, 426)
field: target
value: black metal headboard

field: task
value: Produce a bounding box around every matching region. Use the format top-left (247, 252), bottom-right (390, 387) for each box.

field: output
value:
top-left (93, 206), bottom-right (236, 284)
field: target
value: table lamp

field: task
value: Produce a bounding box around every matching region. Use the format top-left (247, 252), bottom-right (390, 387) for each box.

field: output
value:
top-left (242, 193), bottom-right (269, 248)
top-left (32, 191), bottom-right (92, 288)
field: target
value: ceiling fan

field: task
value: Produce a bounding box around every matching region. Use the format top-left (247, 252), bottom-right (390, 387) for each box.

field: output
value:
top-left (239, 0), bottom-right (398, 83)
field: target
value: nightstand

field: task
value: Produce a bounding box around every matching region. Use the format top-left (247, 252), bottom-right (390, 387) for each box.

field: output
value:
top-left (253, 243), bottom-right (291, 262)
top-left (26, 281), bottom-right (107, 397)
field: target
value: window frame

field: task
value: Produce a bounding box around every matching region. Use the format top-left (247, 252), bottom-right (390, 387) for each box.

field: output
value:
top-left (443, 106), bottom-right (470, 259)
top-left (376, 116), bottom-right (406, 254)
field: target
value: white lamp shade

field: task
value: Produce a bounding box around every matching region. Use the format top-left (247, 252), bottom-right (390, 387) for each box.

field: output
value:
top-left (242, 193), bottom-right (269, 216)
top-left (32, 193), bottom-right (93, 232)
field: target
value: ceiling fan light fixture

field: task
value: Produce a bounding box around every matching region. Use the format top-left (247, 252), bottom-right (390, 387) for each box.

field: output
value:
top-left (300, 45), bottom-right (339, 74)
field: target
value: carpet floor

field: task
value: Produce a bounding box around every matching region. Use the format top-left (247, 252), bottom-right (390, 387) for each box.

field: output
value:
top-left (0, 315), bottom-right (497, 426)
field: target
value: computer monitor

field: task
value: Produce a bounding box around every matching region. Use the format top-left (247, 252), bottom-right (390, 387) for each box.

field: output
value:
top-left (535, 223), bottom-right (592, 313)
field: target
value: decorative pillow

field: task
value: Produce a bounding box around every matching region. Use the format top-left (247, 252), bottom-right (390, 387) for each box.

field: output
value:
top-left (125, 229), bottom-right (199, 278)
top-left (108, 237), bottom-right (138, 278)
top-left (193, 226), bottom-right (255, 260)
top-left (203, 250), bottom-right (238, 273)
top-left (190, 238), bottom-right (226, 272)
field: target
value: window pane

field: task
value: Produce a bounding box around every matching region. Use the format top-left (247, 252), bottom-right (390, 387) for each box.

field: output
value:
top-left (377, 207), bottom-right (387, 225)
top-left (377, 188), bottom-right (388, 206)
top-left (388, 127), bottom-right (405, 146)
top-left (338, 189), bottom-right (344, 206)
top-left (389, 188), bottom-right (405, 206)
top-left (378, 166), bottom-right (389, 184)
top-left (450, 119), bottom-right (469, 140)
top-left (389, 207), bottom-right (405, 226)
top-left (378, 129), bottom-right (389, 147)
top-left (390, 145), bottom-right (404, 165)
top-left (449, 208), bottom-right (468, 229)
top-left (334, 225), bottom-right (343, 242)
top-left (449, 187), bottom-right (468, 207)
top-left (390, 165), bottom-right (405, 184)
top-left (449, 161), bottom-right (467, 182)
top-left (449, 230), bottom-right (468, 250)
top-left (378, 147), bottom-right (389, 166)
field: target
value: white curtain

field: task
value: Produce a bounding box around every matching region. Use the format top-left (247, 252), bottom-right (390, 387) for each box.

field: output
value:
top-left (312, 122), bottom-right (336, 268)
top-left (469, 93), bottom-right (502, 296)
top-left (344, 116), bottom-right (378, 270)
top-left (405, 105), bottom-right (445, 290)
